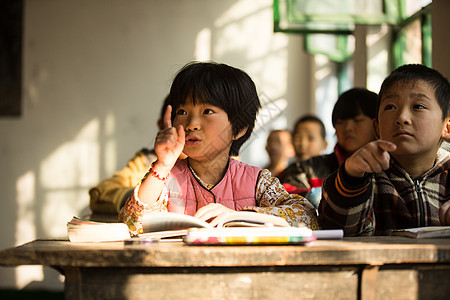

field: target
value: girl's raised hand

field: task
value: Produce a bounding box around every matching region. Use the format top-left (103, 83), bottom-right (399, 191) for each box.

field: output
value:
top-left (154, 105), bottom-right (185, 169)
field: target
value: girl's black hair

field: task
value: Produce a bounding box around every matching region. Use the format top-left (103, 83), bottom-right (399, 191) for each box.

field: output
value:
top-left (377, 64), bottom-right (449, 120)
top-left (331, 88), bottom-right (378, 127)
top-left (168, 61), bottom-right (261, 156)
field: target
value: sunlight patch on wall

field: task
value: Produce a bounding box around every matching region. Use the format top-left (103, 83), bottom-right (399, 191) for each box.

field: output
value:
top-left (195, 28), bottom-right (211, 61)
top-left (15, 171), bottom-right (36, 245)
top-left (42, 190), bottom-right (90, 237)
top-left (15, 171), bottom-right (44, 288)
top-left (254, 48), bottom-right (289, 100)
top-left (104, 112), bottom-right (117, 176)
top-left (212, 0), bottom-right (289, 166)
top-left (40, 119), bottom-right (100, 188)
top-left (215, 0), bottom-right (269, 27)
top-left (214, 0), bottom-right (286, 61)
top-left (39, 119), bottom-right (100, 237)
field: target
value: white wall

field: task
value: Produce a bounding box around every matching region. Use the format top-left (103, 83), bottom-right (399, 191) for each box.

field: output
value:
top-left (0, 0), bottom-right (312, 290)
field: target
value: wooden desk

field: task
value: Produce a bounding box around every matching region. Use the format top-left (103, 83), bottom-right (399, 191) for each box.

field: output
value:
top-left (1, 237), bottom-right (450, 299)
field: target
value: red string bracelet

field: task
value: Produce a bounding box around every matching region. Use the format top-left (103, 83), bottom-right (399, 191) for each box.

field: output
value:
top-left (147, 167), bottom-right (168, 181)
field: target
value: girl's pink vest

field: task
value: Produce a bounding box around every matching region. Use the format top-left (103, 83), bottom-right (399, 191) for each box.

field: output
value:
top-left (167, 159), bottom-right (261, 216)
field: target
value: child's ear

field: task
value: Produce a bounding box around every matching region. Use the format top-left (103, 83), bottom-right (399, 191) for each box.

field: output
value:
top-left (442, 117), bottom-right (450, 141)
top-left (373, 119), bottom-right (380, 139)
top-left (322, 140), bottom-right (328, 151)
top-left (233, 126), bottom-right (248, 140)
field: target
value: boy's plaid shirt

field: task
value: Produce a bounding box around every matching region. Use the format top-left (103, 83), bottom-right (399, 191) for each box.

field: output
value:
top-left (319, 148), bottom-right (450, 236)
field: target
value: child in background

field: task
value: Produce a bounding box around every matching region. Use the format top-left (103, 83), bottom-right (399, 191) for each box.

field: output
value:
top-left (319, 64), bottom-right (450, 236)
top-left (279, 88), bottom-right (378, 209)
top-left (119, 62), bottom-right (318, 235)
top-left (292, 115), bottom-right (328, 162)
top-left (264, 129), bottom-right (295, 177)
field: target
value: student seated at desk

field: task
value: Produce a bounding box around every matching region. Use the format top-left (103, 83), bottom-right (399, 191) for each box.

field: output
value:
top-left (319, 64), bottom-right (450, 236)
top-left (263, 129), bottom-right (295, 177)
top-left (119, 61), bottom-right (318, 235)
top-left (279, 88), bottom-right (378, 209)
top-left (291, 114), bottom-right (328, 162)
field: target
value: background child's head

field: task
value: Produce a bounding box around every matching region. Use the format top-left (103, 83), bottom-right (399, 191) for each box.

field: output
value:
top-left (377, 64), bottom-right (450, 121)
top-left (169, 61), bottom-right (261, 156)
top-left (292, 115), bottom-right (327, 161)
top-left (332, 88), bottom-right (378, 155)
top-left (265, 129), bottom-right (295, 162)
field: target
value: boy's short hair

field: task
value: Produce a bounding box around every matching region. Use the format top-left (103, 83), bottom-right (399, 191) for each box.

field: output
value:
top-left (169, 61), bottom-right (261, 156)
top-left (293, 114), bottom-right (326, 139)
top-left (331, 88), bottom-right (378, 127)
top-left (377, 64), bottom-right (450, 120)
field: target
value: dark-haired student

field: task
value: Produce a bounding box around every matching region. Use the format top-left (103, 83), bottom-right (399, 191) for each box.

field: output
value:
top-left (118, 61), bottom-right (318, 235)
top-left (279, 88), bottom-right (378, 209)
top-left (264, 129), bottom-right (295, 177)
top-left (291, 114), bottom-right (328, 162)
top-left (319, 64), bottom-right (450, 236)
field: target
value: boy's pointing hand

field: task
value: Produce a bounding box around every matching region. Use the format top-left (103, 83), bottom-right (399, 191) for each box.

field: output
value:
top-left (344, 140), bottom-right (397, 177)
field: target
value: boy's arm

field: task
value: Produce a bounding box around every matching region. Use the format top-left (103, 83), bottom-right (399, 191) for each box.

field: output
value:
top-left (318, 140), bottom-right (397, 236)
top-left (243, 170), bottom-right (319, 229)
top-left (318, 164), bottom-right (375, 236)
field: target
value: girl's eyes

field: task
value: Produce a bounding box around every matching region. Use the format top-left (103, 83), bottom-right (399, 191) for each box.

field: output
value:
top-left (175, 108), bottom-right (215, 115)
top-left (203, 109), bottom-right (214, 114)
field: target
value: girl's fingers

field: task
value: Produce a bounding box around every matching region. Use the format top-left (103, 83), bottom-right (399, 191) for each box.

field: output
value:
top-left (195, 204), bottom-right (235, 227)
top-left (163, 105), bottom-right (172, 129)
top-left (195, 204), bottom-right (221, 222)
top-left (194, 204), bottom-right (214, 221)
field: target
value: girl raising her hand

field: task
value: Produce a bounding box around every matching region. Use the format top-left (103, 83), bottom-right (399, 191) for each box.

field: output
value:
top-left (119, 62), bottom-right (318, 235)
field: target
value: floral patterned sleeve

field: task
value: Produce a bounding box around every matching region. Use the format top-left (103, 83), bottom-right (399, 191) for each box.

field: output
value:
top-left (243, 169), bottom-right (319, 229)
top-left (118, 182), bottom-right (169, 236)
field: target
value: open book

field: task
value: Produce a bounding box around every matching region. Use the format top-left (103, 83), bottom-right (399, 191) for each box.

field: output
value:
top-left (67, 212), bottom-right (289, 243)
top-left (136, 211), bottom-right (318, 245)
top-left (142, 211), bottom-right (290, 232)
top-left (67, 216), bottom-right (131, 242)
top-left (390, 226), bottom-right (450, 239)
